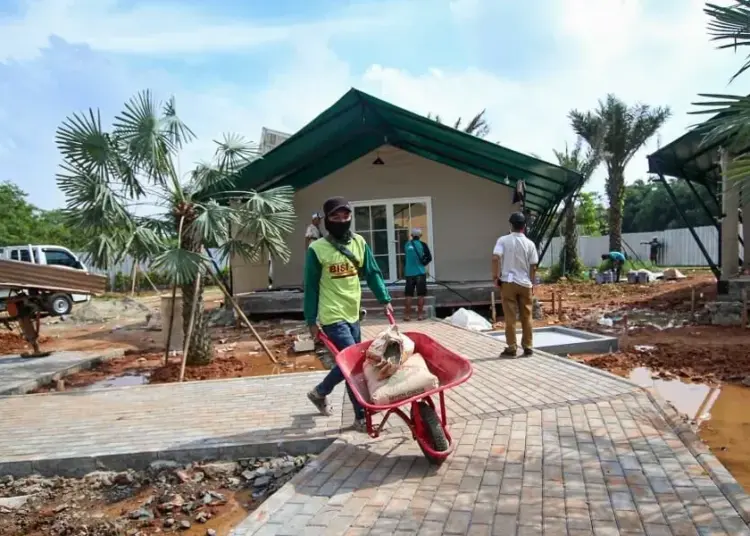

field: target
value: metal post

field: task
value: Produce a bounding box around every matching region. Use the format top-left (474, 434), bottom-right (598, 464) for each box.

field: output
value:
top-left (684, 179), bottom-right (719, 230)
top-left (539, 193), bottom-right (573, 262)
top-left (656, 172), bottom-right (720, 278)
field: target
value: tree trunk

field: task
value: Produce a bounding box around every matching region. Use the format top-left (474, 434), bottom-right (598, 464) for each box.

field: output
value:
top-left (182, 274), bottom-right (212, 366)
top-left (607, 170), bottom-right (625, 253)
top-left (180, 232), bottom-right (213, 366)
top-left (560, 204), bottom-right (580, 275)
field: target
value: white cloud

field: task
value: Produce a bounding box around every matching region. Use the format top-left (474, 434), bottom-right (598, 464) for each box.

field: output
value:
top-left (0, 0), bottom-right (417, 60)
top-left (1, 0), bottom-right (747, 209)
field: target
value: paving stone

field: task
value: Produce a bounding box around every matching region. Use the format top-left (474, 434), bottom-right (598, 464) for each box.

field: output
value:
top-left (3, 321), bottom-right (750, 536)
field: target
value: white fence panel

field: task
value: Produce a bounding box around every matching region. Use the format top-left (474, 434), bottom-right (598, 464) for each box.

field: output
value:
top-left (539, 225), bottom-right (721, 268)
top-left (76, 249), bottom-right (228, 287)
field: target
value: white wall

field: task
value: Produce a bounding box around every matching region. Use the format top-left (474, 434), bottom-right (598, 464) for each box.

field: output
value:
top-left (539, 225), bottom-right (735, 268)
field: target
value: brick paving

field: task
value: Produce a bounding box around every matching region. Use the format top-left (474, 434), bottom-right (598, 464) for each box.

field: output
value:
top-left (229, 322), bottom-right (750, 535)
top-left (0, 349), bottom-right (123, 395)
top-left (0, 320), bottom-right (748, 534)
top-left (0, 371), bottom-right (347, 476)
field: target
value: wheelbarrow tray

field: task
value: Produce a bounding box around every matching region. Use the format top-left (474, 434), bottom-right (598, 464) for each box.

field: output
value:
top-left (333, 331), bottom-right (473, 412)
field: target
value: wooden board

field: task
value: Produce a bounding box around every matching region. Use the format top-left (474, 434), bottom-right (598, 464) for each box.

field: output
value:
top-left (0, 259), bottom-right (108, 295)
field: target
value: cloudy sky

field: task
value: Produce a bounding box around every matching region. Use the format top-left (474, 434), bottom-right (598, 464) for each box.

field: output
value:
top-left (0, 0), bottom-right (746, 209)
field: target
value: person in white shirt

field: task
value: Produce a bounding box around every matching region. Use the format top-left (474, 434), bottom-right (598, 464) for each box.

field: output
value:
top-left (305, 213), bottom-right (322, 249)
top-left (492, 212), bottom-right (539, 357)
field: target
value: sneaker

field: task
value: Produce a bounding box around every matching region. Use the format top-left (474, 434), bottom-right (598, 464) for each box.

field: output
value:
top-left (352, 418), bottom-right (368, 433)
top-left (523, 348), bottom-right (534, 357)
top-left (307, 390), bottom-right (333, 416)
top-left (500, 348), bottom-right (517, 358)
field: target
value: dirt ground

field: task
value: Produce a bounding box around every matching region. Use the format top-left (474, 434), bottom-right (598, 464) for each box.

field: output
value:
top-left (572, 325), bottom-right (750, 385)
top-left (0, 455), bottom-right (311, 536)
top-left (0, 289), bottom-right (325, 390)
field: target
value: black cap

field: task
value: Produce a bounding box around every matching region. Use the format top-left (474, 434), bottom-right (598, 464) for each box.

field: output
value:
top-left (509, 212), bottom-right (526, 226)
top-left (323, 196), bottom-right (352, 216)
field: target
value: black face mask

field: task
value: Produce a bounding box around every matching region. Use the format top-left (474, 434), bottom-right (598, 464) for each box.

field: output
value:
top-left (325, 218), bottom-right (351, 241)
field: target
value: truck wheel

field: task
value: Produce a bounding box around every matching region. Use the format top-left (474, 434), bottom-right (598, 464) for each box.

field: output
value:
top-left (47, 294), bottom-right (73, 316)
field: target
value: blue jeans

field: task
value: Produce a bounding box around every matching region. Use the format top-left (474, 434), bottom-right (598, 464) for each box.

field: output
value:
top-left (315, 321), bottom-right (364, 419)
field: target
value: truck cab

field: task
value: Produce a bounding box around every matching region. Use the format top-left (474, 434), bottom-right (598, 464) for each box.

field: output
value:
top-left (0, 245), bottom-right (91, 315)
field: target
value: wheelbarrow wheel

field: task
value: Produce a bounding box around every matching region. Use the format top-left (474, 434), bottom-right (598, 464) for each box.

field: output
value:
top-left (415, 401), bottom-right (449, 465)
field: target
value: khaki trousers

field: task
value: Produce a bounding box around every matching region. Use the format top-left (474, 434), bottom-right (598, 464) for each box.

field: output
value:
top-left (500, 282), bottom-right (533, 351)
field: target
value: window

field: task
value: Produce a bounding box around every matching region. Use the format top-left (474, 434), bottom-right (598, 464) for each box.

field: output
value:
top-left (10, 250), bottom-right (18, 261)
top-left (43, 249), bottom-right (80, 269)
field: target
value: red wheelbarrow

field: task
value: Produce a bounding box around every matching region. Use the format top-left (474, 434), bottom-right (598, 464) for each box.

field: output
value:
top-left (318, 317), bottom-right (473, 465)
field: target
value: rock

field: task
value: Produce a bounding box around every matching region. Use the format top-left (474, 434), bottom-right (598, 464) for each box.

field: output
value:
top-left (195, 511), bottom-right (208, 523)
top-left (207, 530), bottom-right (217, 536)
top-left (128, 508), bottom-right (154, 520)
top-left (742, 377), bottom-right (750, 388)
top-left (180, 520), bottom-right (192, 530)
top-left (175, 470), bottom-right (191, 483)
top-left (200, 461), bottom-right (239, 479)
top-left (253, 475), bottom-right (271, 488)
top-left (241, 469), bottom-right (256, 481)
top-left (84, 471), bottom-right (117, 487)
top-left (226, 477), bottom-right (241, 488)
top-left (149, 460), bottom-right (180, 472)
top-left (0, 475), bottom-right (14, 486)
top-left (114, 471), bottom-right (135, 485)
top-left (193, 471), bottom-right (205, 483)
top-left (0, 495), bottom-right (33, 510)
top-left (54, 503), bottom-right (69, 513)
top-left (164, 518), bottom-right (175, 528)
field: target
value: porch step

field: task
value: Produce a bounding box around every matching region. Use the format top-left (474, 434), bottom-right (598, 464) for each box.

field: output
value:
top-left (361, 296), bottom-right (436, 308)
top-left (363, 305), bottom-right (435, 321)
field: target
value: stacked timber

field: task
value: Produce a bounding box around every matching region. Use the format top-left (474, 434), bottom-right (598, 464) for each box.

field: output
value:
top-left (0, 259), bottom-right (107, 295)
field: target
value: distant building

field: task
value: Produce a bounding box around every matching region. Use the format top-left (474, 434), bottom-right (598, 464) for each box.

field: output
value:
top-left (259, 127), bottom-right (291, 155)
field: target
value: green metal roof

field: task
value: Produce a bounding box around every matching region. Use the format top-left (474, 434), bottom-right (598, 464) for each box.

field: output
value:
top-left (647, 128), bottom-right (723, 185)
top-left (223, 88), bottom-right (584, 214)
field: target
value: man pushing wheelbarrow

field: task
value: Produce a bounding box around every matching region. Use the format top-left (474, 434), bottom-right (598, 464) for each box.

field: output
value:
top-left (304, 197), bottom-right (394, 432)
top-left (305, 199), bottom-right (473, 464)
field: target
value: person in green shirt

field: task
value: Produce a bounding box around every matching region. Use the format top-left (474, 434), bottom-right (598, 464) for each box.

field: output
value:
top-left (305, 196), bottom-right (393, 432)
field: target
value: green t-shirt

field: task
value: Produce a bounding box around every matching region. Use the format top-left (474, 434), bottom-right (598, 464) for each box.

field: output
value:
top-left (304, 234), bottom-right (391, 326)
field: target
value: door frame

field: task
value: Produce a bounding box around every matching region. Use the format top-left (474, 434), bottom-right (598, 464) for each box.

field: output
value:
top-left (350, 196), bottom-right (436, 283)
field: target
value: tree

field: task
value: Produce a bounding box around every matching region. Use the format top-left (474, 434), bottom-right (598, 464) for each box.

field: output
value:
top-left (55, 90), bottom-right (295, 365)
top-left (553, 138), bottom-right (602, 276)
top-left (576, 192), bottom-right (607, 236)
top-left (692, 2), bottom-right (750, 189)
top-left (622, 178), bottom-right (716, 233)
top-left (427, 110), bottom-right (490, 138)
top-left (0, 181), bottom-right (88, 249)
top-left (570, 95), bottom-right (671, 252)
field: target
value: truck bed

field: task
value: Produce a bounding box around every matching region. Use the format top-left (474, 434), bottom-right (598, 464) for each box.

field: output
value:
top-left (0, 259), bottom-right (108, 295)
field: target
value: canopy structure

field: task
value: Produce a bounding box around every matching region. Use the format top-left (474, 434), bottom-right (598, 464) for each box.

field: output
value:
top-left (215, 88), bottom-right (583, 245)
top-left (647, 123), bottom-right (735, 279)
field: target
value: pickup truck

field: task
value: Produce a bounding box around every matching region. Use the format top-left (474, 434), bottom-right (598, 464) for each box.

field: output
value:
top-left (0, 245), bottom-right (92, 316)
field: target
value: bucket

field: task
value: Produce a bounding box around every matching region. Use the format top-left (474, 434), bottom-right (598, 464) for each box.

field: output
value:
top-left (160, 294), bottom-right (184, 350)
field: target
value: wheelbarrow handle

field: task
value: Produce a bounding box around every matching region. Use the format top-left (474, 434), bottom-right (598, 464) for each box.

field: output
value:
top-left (316, 307), bottom-right (397, 354)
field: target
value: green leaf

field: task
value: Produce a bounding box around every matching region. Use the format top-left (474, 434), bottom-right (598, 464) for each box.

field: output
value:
top-left (705, 1), bottom-right (750, 81)
top-left (151, 247), bottom-right (207, 286)
top-left (112, 90), bottom-right (178, 187)
top-left (188, 200), bottom-right (234, 247)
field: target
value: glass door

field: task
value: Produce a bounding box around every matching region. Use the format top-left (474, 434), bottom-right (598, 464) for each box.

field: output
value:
top-left (351, 198), bottom-right (434, 283)
top-left (353, 204), bottom-right (391, 281)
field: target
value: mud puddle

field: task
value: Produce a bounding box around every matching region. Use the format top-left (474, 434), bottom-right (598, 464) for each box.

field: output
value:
top-left (628, 367), bottom-right (750, 492)
top-left (82, 372), bottom-right (150, 391)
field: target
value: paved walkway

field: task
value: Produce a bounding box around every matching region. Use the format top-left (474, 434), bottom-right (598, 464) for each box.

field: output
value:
top-left (0, 349), bottom-right (123, 395)
top-left (0, 321), bottom-right (748, 535)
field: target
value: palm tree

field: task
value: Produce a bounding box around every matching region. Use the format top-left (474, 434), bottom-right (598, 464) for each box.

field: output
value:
top-left (692, 2), bottom-right (750, 185)
top-left (553, 138), bottom-right (602, 276)
top-left (570, 96), bottom-right (670, 252)
top-left (55, 90), bottom-right (295, 366)
top-left (427, 110), bottom-right (490, 138)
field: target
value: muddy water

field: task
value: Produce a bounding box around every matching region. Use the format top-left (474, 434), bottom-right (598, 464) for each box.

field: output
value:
top-left (83, 372), bottom-right (150, 390)
top-left (628, 367), bottom-right (750, 491)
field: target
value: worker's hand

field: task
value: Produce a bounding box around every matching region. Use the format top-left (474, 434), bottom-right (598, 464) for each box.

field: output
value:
top-left (384, 303), bottom-right (394, 316)
top-left (494, 278), bottom-right (501, 289)
top-left (308, 324), bottom-right (319, 340)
